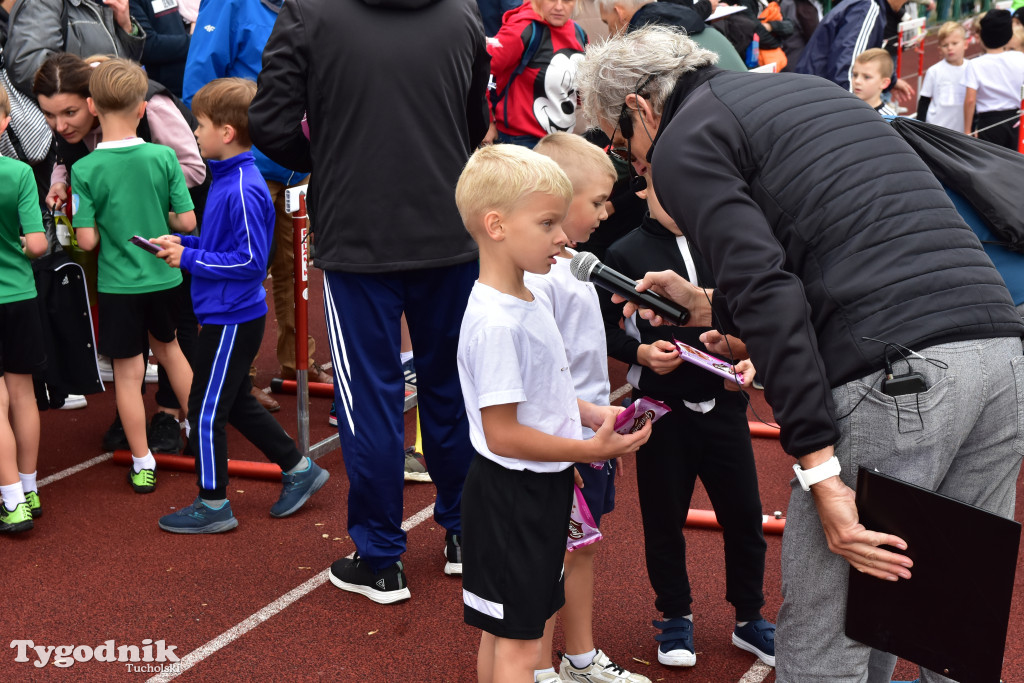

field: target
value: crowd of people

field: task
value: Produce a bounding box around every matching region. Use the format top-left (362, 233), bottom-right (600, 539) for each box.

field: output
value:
top-left (1, 0), bottom-right (1023, 681)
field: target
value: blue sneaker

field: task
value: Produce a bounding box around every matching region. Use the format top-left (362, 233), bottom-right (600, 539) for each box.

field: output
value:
top-left (732, 619), bottom-right (775, 667)
top-left (270, 458), bottom-right (330, 518)
top-left (158, 498), bottom-right (238, 534)
top-left (328, 403), bottom-right (337, 427)
top-left (653, 617), bottom-right (695, 667)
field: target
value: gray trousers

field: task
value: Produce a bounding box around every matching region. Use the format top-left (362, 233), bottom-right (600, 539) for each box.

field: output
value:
top-left (776, 337), bottom-right (1024, 683)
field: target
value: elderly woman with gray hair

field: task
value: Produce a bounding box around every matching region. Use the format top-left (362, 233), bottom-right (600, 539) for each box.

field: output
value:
top-left (577, 25), bottom-right (1024, 683)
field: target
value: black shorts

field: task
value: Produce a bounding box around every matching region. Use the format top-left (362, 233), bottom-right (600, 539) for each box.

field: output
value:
top-left (574, 459), bottom-right (616, 527)
top-left (98, 288), bottom-right (179, 359)
top-left (461, 454), bottom-right (574, 640)
top-left (0, 298), bottom-right (46, 375)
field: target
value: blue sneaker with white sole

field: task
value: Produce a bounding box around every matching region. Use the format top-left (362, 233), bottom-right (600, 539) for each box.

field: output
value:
top-left (159, 498), bottom-right (238, 534)
top-left (732, 618), bottom-right (776, 667)
top-left (270, 458), bottom-right (329, 518)
top-left (653, 617), bottom-right (696, 667)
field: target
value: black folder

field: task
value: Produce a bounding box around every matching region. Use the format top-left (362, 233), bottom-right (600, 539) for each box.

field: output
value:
top-left (846, 468), bottom-right (1020, 683)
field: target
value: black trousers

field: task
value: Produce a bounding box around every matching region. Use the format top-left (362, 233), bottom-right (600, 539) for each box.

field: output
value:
top-left (189, 315), bottom-right (302, 500)
top-left (975, 109), bottom-right (1019, 150)
top-left (634, 391), bottom-right (767, 622)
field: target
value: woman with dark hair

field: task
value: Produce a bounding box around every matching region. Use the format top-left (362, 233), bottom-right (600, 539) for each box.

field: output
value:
top-left (33, 51), bottom-right (204, 457)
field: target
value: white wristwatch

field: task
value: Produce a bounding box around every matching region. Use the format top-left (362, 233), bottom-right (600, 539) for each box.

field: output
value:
top-left (793, 455), bottom-right (841, 491)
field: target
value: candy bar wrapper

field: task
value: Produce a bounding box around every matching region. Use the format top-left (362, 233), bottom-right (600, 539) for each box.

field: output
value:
top-left (672, 339), bottom-right (745, 385)
top-left (567, 484), bottom-right (602, 552)
top-left (612, 396), bottom-right (672, 435)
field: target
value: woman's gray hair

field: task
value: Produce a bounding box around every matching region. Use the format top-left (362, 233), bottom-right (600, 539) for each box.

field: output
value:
top-left (592, 0), bottom-right (649, 15)
top-left (577, 25), bottom-right (718, 128)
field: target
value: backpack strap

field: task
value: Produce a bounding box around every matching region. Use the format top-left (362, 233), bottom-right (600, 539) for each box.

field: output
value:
top-left (491, 21), bottom-right (543, 128)
top-left (60, 0), bottom-right (69, 51)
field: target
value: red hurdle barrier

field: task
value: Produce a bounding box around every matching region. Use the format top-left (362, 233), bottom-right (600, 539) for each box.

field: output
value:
top-left (111, 451), bottom-right (283, 480)
top-left (685, 508), bottom-right (786, 535)
top-left (748, 421), bottom-right (781, 439)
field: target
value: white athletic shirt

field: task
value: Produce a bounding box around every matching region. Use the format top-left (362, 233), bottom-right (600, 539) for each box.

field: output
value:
top-left (457, 282), bottom-right (578, 473)
top-left (921, 60), bottom-right (966, 131)
top-left (962, 51), bottom-right (1024, 112)
top-left (525, 249), bottom-right (611, 439)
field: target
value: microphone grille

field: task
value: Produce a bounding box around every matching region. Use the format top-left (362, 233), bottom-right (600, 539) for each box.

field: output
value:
top-left (569, 251), bottom-right (599, 282)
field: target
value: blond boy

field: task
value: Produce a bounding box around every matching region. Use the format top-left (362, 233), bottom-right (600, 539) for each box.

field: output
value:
top-left (851, 48), bottom-right (896, 115)
top-left (71, 59), bottom-right (195, 492)
top-left (521, 132), bottom-right (648, 682)
top-left (455, 144), bottom-right (651, 683)
top-left (918, 22), bottom-right (968, 131)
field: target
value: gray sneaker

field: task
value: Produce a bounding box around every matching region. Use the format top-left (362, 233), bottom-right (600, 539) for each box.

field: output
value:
top-left (404, 447), bottom-right (431, 483)
top-left (270, 458), bottom-right (329, 518)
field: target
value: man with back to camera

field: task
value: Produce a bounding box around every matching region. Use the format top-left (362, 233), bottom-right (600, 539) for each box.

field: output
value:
top-left (576, 24), bottom-right (1024, 683)
top-left (248, 0), bottom-right (489, 603)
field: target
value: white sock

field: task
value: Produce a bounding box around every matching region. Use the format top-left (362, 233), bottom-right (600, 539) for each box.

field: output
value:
top-left (287, 457), bottom-right (310, 474)
top-left (533, 668), bottom-right (556, 681)
top-left (132, 452), bottom-right (157, 473)
top-left (19, 471), bottom-right (37, 493)
top-left (566, 649), bottom-right (596, 669)
top-left (400, 350), bottom-right (414, 364)
top-left (737, 621), bottom-right (749, 627)
top-left (180, 419), bottom-right (191, 438)
top-left (0, 482), bottom-right (26, 510)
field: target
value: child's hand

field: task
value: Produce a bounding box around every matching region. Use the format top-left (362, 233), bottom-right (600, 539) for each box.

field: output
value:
top-left (582, 411), bottom-right (652, 462)
top-left (578, 401), bottom-right (623, 432)
top-left (638, 340), bottom-right (682, 374)
top-left (151, 235), bottom-right (184, 268)
top-left (727, 359), bottom-right (756, 391)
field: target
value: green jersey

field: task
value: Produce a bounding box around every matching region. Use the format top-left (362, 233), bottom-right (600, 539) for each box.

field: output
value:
top-left (71, 139), bottom-right (192, 294)
top-left (0, 156), bottom-right (45, 304)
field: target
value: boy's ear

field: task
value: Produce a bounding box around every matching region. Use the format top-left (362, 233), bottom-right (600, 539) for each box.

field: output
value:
top-left (86, 97), bottom-right (98, 117)
top-left (482, 210), bottom-right (505, 241)
top-left (221, 123), bottom-right (237, 144)
top-left (136, 100), bottom-right (147, 121)
top-left (0, 115), bottom-right (10, 137)
top-left (881, 76), bottom-right (892, 91)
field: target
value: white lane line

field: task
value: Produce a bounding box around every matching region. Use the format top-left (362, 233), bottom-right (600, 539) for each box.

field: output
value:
top-left (609, 383), bottom-right (632, 404)
top-left (147, 503), bottom-right (436, 683)
top-left (38, 453), bottom-right (113, 488)
top-left (739, 661), bottom-right (774, 682)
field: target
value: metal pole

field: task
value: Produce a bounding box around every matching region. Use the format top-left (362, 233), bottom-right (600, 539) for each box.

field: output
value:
top-left (293, 193), bottom-right (310, 458)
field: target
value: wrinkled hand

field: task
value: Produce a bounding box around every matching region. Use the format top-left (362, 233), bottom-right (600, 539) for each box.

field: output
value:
top-left (699, 330), bottom-right (748, 359)
top-left (611, 270), bottom-right (712, 327)
top-left (808, 453), bottom-right (913, 581)
top-left (638, 340), bottom-right (683, 375)
top-left (892, 78), bottom-right (915, 106)
top-left (151, 235), bottom-right (183, 268)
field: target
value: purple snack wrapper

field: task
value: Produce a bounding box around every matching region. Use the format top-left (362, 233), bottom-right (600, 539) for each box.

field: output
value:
top-left (672, 339), bottom-right (744, 385)
top-left (612, 396), bottom-right (672, 435)
top-left (567, 484), bottom-right (602, 552)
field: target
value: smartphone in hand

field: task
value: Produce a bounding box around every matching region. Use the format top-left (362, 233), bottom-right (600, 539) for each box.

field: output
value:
top-left (129, 235), bottom-right (162, 255)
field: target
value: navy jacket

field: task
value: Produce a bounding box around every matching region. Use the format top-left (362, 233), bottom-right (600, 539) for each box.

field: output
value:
top-left (130, 0), bottom-right (189, 97)
top-left (795, 0), bottom-right (890, 91)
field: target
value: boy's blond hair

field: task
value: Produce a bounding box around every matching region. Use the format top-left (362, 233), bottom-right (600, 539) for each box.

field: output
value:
top-left (191, 78), bottom-right (258, 147)
top-left (937, 21), bottom-right (966, 42)
top-left (455, 145), bottom-right (573, 235)
top-left (854, 48), bottom-right (894, 79)
top-left (534, 132), bottom-right (616, 191)
top-left (0, 86), bottom-right (9, 118)
top-left (88, 58), bottom-right (148, 114)
top-left (972, 12), bottom-right (986, 40)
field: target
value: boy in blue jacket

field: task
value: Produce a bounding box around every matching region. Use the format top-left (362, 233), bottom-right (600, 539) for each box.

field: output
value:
top-left (153, 78), bottom-right (328, 534)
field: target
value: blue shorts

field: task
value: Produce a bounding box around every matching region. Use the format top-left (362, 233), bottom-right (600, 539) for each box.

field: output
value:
top-left (574, 459), bottom-right (616, 526)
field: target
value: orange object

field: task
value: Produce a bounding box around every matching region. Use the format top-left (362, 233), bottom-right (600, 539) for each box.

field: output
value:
top-left (112, 451), bottom-right (283, 480)
top-left (269, 378), bottom-right (335, 397)
top-left (757, 2), bottom-right (788, 71)
top-left (748, 421), bottom-right (780, 439)
top-left (686, 508), bottom-right (786, 535)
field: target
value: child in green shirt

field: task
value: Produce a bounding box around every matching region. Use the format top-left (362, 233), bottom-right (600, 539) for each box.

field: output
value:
top-left (71, 58), bottom-right (196, 494)
top-left (0, 86), bottom-right (48, 532)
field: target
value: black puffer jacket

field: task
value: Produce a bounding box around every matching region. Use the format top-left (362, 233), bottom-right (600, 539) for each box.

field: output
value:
top-left (651, 67), bottom-right (1024, 457)
top-left (249, 0), bottom-right (489, 274)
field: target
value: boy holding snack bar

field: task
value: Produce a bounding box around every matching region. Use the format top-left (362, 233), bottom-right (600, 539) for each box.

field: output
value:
top-left (455, 144), bottom-right (651, 683)
top-left (599, 171), bottom-right (773, 670)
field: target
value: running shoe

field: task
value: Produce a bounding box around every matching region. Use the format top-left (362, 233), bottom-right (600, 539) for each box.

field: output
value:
top-left (25, 491), bottom-right (41, 518)
top-left (732, 619), bottom-right (775, 667)
top-left (558, 649), bottom-right (651, 682)
top-left (653, 617), bottom-right (696, 667)
top-left (329, 553), bottom-right (410, 604)
top-left (127, 466), bottom-right (156, 494)
top-left (270, 458), bottom-right (330, 518)
top-left (159, 498), bottom-right (238, 534)
top-left (0, 502), bottom-right (33, 533)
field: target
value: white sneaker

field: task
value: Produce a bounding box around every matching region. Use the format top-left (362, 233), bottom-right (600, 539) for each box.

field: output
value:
top-left (58, 394), bottom-right (88, 410)
top-left (145, 357), bottom-right (159, 384)
top-left (535, 673), bottom-right (560, 682)
top-left (98, 356), bottom-right (114, 382)
top-left (559, 650), bottom-right (651, 682)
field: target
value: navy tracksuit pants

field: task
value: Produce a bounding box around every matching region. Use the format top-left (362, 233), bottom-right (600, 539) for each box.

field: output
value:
top-left (324, 262), bottom-right (477, 570)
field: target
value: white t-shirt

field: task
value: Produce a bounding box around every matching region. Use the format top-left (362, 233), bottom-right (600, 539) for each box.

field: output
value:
top-left (525, 249), bottom-right (611, 439)
top-left (921, 59), bottom-right (967, 131)
top-left (962, 51), bottom-right (1024, 113)
top-left (457, 282), bottom-right (579, 473)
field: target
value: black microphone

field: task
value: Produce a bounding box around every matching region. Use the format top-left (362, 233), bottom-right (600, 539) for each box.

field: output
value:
top-left (570, 252), bottom-right (690, 326)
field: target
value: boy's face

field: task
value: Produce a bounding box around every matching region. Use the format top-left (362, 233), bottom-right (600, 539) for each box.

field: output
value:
top-left (637, 172), bottom-right (682, 237)
top-left (194, 114), bottom-right (231, 160)
top-left (531, 0), bottom-right (575, 27)
top-left (939, 32), bottom-right (967, 62)
top-left (501, 191), bottom-right (570, 274)
top-left (562, 172), bottom-right (613, 247)
top-left (851, 61), bottom-right (890, 104)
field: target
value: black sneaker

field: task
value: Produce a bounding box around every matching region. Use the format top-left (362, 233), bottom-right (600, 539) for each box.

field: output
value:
top-left (444, 532), bottom-right (462, 576)
top-left (148, 412), bottom-right (183, 454)
top-left (328, 553), bottom-right (411, 604)
top-left (102, 415), bottom-right (129, 452)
